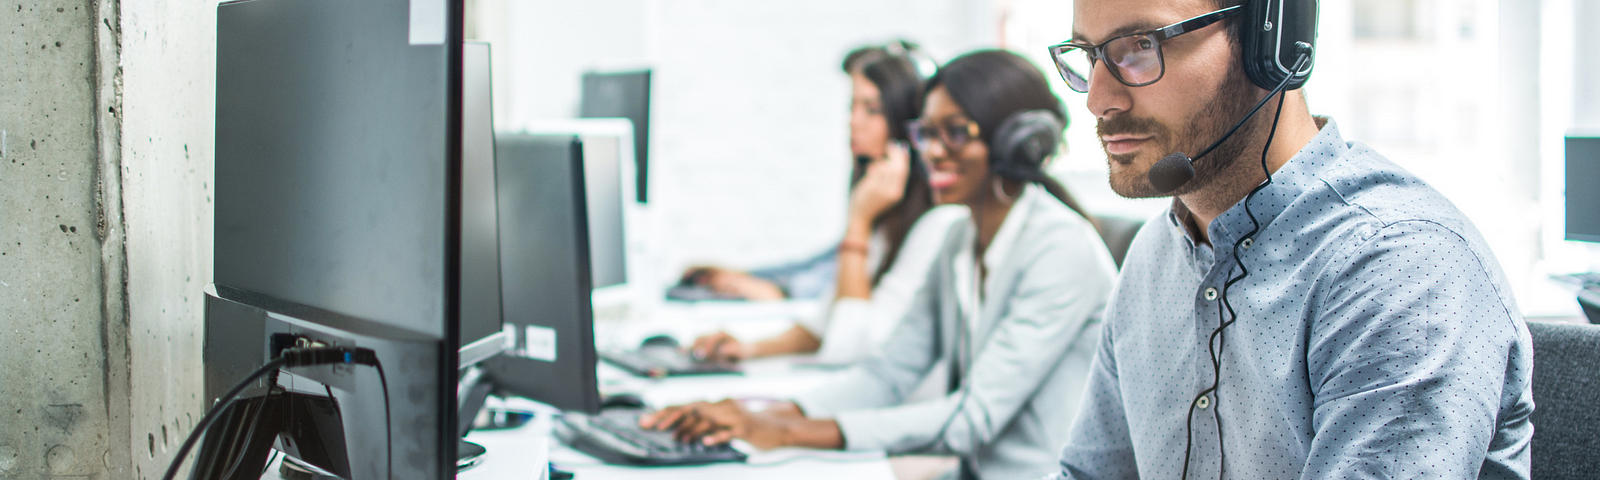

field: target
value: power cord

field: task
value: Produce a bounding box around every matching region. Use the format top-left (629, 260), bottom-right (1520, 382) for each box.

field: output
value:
top-left (1178, 48), bottom-right (1310, 480)
top-left (162, 346), bottom-right (382, 480)
top-left (216, 370), bottom-right (282, 480)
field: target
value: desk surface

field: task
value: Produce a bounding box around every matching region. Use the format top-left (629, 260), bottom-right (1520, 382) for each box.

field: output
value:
top-left (497, 301), bottom-right (896, 479)
top-left (258, 302), bottom-right (897, 479)
top-left (454, 364), bottom-right (895, 479)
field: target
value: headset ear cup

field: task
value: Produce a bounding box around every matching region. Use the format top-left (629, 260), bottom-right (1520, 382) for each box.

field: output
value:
top-left (1241, 0), bottom-right (1318, 90)
top-left (990, 110), bottom-right (1064, 180)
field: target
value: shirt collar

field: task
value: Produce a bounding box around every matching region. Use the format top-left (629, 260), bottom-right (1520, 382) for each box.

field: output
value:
top-left (981, 183), bottom-right (1039, 272)
top-left (953, 183), bottom-right (1040, 316)
top-left (1204, 116), bottom-right (1347, 248)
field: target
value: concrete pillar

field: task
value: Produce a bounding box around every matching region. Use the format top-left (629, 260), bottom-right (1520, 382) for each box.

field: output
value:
top-left (2, 0), bottom-right (213, 478)
top-left (0, 1), bottom-right (126, 478)
top-left (118, 0), bottom-right (214, 477)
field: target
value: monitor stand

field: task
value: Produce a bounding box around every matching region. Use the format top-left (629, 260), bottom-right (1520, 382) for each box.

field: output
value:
top-left (279, 456), bottom-right (339, 480)
top-left (458, 439), bottom-right (488, 471)
top-left (1579, 285), bottom-right (1600, 324)
top-left (279, 440), bottom-right (485, 478)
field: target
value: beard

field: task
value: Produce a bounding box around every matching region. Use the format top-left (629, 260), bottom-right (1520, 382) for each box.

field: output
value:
top-left (1101, 67), bottom-right (1269, 199)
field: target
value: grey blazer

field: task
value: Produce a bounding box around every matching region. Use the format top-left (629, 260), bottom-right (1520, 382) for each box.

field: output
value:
top-left (795, 186), bottom-right (1118, 480)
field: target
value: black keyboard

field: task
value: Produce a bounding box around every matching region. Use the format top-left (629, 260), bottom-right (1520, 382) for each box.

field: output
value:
top-left (1563, 272), bottom-right (1600, 286)
top-left (599, 346), bottom-right (741, 377)
top-left (555, 409), bottom-right (746, 466)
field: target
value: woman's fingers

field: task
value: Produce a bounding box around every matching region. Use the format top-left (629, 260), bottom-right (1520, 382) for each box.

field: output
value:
top-left (690, 332), bottom-right (734, 360)
top-left (641, 403), bottom-right (693, 430)
top-left (702, 428), bottom-right (738, 446)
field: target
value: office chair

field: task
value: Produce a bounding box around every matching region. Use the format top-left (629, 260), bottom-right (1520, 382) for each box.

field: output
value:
top-left (1527, 321), bottom-right (1600, 479)
top-left (1092, 215), bottom-right (1145, 269)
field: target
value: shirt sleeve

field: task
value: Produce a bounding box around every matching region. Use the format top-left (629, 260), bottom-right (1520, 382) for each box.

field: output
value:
top-left (1300, 220), bottom-right (1531, 479)
top-left (1047, 283), bottom-right (1139, 480)
top-left (813, 207), bottom-right (965, 364)
top-left (749, 247), bottom-right (840, 300)
top-left (793, 252), bottom-right (946, 419)
top-left (818, 220), bottom-right (1115, 456)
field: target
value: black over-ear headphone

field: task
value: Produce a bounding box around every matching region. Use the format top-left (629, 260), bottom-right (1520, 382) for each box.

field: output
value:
top-left (1147, 0), bottom-right (1318, 193)
top-left (1240, 0), bottom-right (1318, 91)
top-left (1169, 2), bottom-right (1318, 479)
top-left (990, 109), bottom-right (1064, 181)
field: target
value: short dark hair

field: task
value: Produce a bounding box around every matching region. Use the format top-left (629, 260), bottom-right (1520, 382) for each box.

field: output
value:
top-left (1213, 0), bottom-right (1249, 48)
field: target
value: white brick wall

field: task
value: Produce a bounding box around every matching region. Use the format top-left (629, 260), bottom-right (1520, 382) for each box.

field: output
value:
top-left (475, 0), bottom-right (997, 282)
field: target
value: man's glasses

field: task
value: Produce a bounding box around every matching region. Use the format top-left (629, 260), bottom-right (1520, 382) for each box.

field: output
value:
top-left (906, 119), bottom-right (981, 153)
top-left (1047, 5), bottom-right (1242, 93)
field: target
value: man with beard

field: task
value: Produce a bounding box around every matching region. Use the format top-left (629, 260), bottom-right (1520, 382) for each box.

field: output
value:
top-left (1041, 0), bottom-right (1535, 479)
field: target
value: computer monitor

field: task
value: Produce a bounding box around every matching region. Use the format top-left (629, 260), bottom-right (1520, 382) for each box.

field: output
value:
top-left (521, 119), bottom-right (638, 296)
top-left (481, 133), bottom-right (603, 415)
top-left (209, 0), bottom-right (486, 477)
top-left (580, 69), bottom-right (652, 204)
top-left (459, 41), bottom-right (508, 363)
top-left (456, 40), bottom-right (509, 444)
top-left (1566, 136), bottom-right (1600, 243)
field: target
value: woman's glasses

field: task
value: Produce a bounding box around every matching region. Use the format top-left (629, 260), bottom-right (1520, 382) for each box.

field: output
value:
top-left (906, 119), bottom-right (981, 153)
top-left (1047, 5), bottom-right (1242, 93)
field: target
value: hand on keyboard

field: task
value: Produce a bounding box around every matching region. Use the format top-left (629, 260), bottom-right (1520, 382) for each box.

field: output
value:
top-left (557, 409), bottom-right (747, 466)
top-left (639, 399), bottom-right (806, 450)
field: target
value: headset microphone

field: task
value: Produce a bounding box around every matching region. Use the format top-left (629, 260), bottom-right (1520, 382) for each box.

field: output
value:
top-left (1148, 41), bottom-right (1314, 194)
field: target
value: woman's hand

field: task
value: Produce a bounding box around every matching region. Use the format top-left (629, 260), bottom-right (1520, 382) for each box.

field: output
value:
top-left (640, 399), bottom-right (800, 449)
top-left (689, 331), bottom-right (748, 362)
top-left (847, 142), bottom-right (911, 227)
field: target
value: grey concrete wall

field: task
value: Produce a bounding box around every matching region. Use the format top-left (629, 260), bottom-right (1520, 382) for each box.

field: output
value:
top-left (118, 1), bottom-right (215, 478)
top-left (0, 0), bottom-right (125, 478)
top-left (3, 0), bottom-right (216, 478)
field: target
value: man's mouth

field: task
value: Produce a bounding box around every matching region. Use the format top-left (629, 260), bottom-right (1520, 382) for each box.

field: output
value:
top-left (1101, 134), bottom-right (1154, 155)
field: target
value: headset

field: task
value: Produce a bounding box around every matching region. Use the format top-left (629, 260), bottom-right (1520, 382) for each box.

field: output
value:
top-left (990, 109), bottom-right (1066, 183)
top-left (1155, 1), bottom-right (1318, 479)
top-left (852, 41), bottom-right (937, 186)
top-left (1148, 0), bottom-right (1318, 194)
top-left (901, 107), bottom-right (1065, 474)
top-left (885, 39), bottom-right (940, 82)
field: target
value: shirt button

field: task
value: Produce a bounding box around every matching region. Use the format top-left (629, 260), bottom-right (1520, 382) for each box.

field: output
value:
top-left (1197, 395), bottom-right (1211, 409)
top-left (1241, 237), bottom-right (1254, 249)
top-left (1204, 287), bottom-right (1218, 301)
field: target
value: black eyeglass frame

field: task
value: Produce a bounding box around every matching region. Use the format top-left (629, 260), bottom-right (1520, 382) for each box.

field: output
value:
top-left (1048, 5), bottom-right (1244, 93)
top-left (905, 119), bottom-right (983, 153)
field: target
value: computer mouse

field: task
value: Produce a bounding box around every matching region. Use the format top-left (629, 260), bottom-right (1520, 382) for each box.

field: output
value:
top-left (601, 393), bottom-right (648, 410)
top-left (639, 334), bottom-right (680, 349)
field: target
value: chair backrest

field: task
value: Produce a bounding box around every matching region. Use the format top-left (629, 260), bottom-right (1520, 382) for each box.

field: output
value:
top-left (1528, 321), bottom-right (1600, 479)
top-left (1093, 215), bottom-right (1145, 269)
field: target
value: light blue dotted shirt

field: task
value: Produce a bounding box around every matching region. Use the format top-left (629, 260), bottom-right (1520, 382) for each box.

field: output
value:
top-left (1049, 118), bottom-right (1535, 480)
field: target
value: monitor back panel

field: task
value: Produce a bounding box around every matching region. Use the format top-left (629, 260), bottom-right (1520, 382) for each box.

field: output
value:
top-left (580, 70), bottom-right (651, 203)
top-left (216, 0), bottom-right (451, 338)
top-left (486, 134), bottom-right (602, 414)
top-left (1567, 136), bottom-right (1600, 243)
top-left (581, 134), bottom-right (628, 290)
top-left (460, 41), bottom-right (504, 347)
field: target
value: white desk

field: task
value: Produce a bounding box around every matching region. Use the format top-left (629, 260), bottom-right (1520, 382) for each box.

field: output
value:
top-left (501, 301), bottom-right (896, 479)
top-left (260, 301), bottom-right (898, 479)
top-left (460, 359), bottom-right (895, 479)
